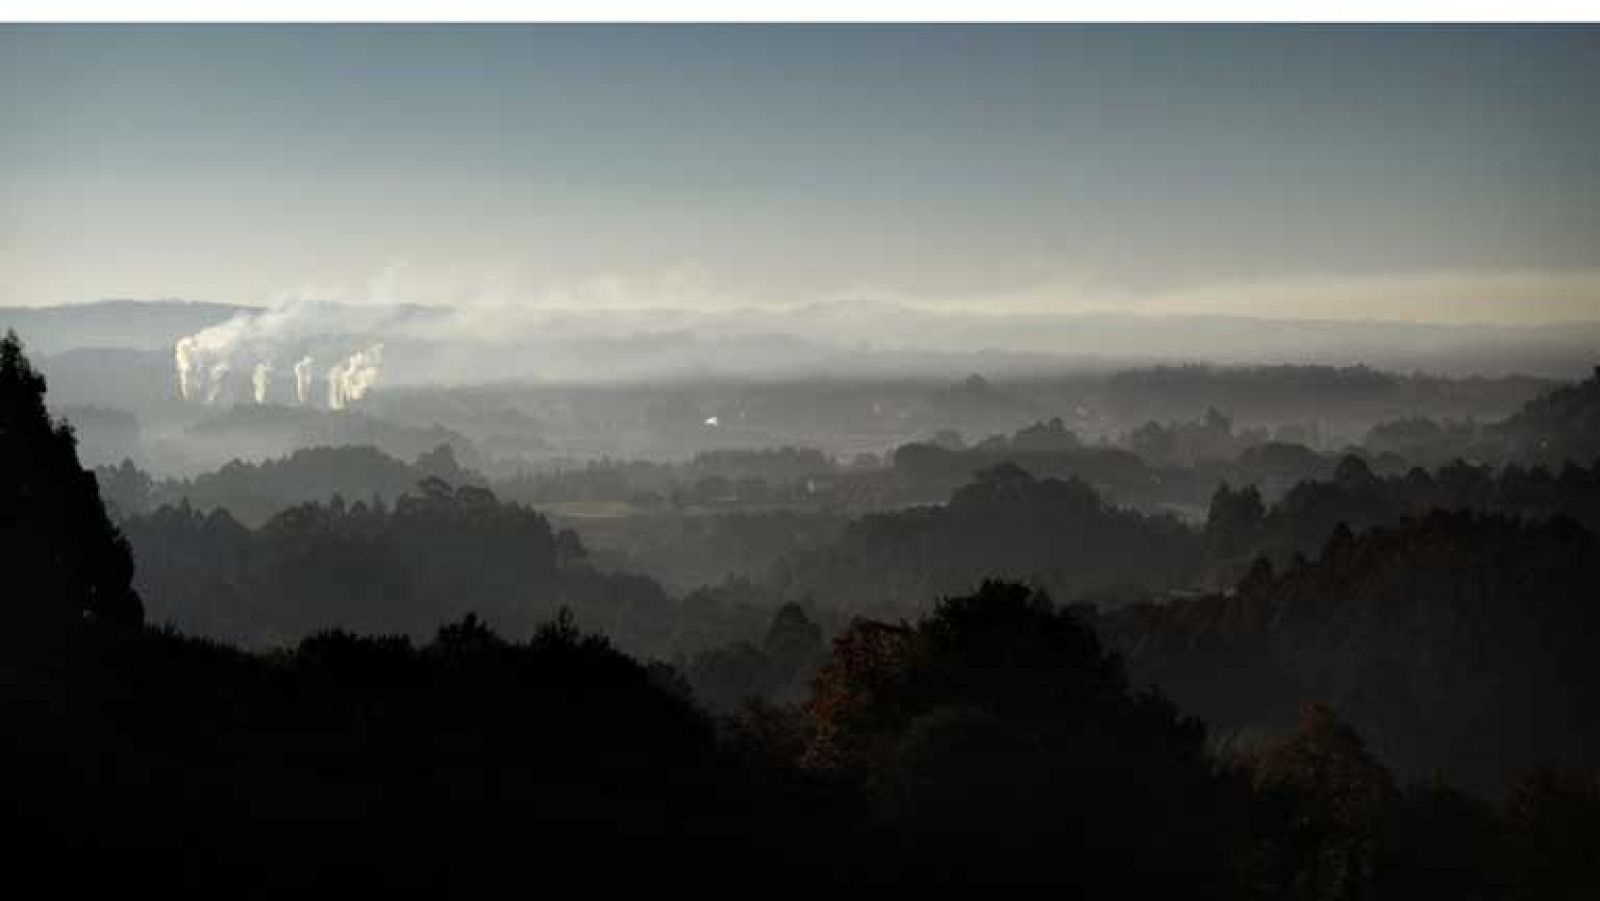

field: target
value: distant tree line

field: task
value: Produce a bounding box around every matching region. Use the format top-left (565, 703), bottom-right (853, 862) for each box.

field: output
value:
top-left (3, 329), bottom-right (1597, 893)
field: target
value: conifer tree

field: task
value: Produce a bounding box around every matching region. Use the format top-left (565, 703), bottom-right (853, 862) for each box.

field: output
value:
top-left (0, 330), bottom-right (142, 634)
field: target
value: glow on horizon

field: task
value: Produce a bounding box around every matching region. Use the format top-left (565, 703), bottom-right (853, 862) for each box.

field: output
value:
top-left (2, 25), bottom-right (1597, 325)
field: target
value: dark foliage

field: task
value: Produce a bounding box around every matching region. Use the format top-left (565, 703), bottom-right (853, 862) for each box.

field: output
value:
top-left (98, 442), bottom-right (481, 525)
top-left (5, 332), bottom-right (1598, 893)
top-left (684, 601), bottom-right (828, 710)
top-left (0, 329), bottom-right (142, 631)
top-left (1204, 454), bottom-right (1600, 586)
top-left (774, 463), bottom-right (1202, 616)
top-left (800, 580), bottom-right (1244, 890)
top-left (891, 436), bottom-right (1156, 504)
top-left (1496, 365), bottom-right (1600, 465)
top-left (1, 612), bottom-right (822, 893)
top-left (122, 480), bottom-right (711, 657)
top-left (1359, 366), bottom-right (1600, 469)
top-left (1116, 510), bottom-right (1600, 790)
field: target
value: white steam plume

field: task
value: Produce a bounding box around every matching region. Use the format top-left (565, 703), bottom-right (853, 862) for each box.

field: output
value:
top-left (293, 356), bottom-right (315, 405)
top-left (176, 330), bottom-right (245, 403)
top-left (326, 343), bottom-right (384, 410)
top-left (175, 335), bottom-right (201, 400)
top-left (251, 362), bottom-right (273, 404)
top-left (171, 299), bottom-right (409, 407)
top-left (204, 361), bottom-right (231, 405)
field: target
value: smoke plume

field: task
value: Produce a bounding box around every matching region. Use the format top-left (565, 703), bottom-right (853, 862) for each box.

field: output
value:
top-left (251, 363), bottom-right (273, 404)
top-left (172, 301), bottom-right (400, 408)
top-left (204, 361), bottom-right (230, 405)
top-left (326, 344), bottom-right (384, 410)
top-left (293, 356), bottom-right (315, 405)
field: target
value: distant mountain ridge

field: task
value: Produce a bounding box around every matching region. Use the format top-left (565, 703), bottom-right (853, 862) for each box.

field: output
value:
top-left (0, 299), bottom-right (256, 354)
top-left (7, 298), bottom-right (1600, 380)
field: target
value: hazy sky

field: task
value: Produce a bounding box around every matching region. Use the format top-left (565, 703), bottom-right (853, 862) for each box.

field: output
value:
top-left (2, 24), bottom-right (1598, 322)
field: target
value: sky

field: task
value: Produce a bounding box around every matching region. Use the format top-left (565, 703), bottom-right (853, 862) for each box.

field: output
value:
top-left (2, 24), bottom-right (1598, 323)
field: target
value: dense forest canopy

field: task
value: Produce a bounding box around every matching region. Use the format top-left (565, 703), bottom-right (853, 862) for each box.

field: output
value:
top-left (1113, 510), bottom-right (1600, 790)
top-left (123, 480), bottom-right (704, 656)
top-left (4, 327), bottom-right (1599, 893)
top-left (771, 463), bottom-right (1203, 614)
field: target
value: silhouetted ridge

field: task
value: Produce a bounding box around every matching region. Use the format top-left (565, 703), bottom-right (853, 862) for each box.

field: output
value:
top-left (0, 330), bottom-right (142, 632)
top-left (1497, 365), bottom-right (1600, 463)
top-left (1113, 510), bottom-right (1600, 789)
top-left (772, 464), bottom-right (1201, 615)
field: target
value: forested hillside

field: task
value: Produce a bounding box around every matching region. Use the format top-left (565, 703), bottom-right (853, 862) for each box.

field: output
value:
top-left (5, 328), bottom-right (1599, 894)
top-left (1112, 511), bottom-right (1600, 790)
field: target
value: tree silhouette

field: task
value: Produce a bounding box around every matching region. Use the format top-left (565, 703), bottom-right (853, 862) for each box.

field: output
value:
top-left (1206, 481), bottom-right (1265, 561)
top-left (762, 601), bottom-right (824, 688)
top-left (0, 330), bottom-right (142, 634)
top-left (1500, 769), bottom-right (1600, 900)
top-left (802, 580), bottom-right (1238, 890)
top-left (1252, 702), bottom-right (1401, 900)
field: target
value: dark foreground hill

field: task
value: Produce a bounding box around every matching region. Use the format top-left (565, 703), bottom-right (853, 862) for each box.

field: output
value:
top-left (1108, 510), bottom-right (1600, 791)
top-left (4, 329), bottom-right (1598, 894)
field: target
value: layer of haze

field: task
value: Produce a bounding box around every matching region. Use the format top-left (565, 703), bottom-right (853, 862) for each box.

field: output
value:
top-left (2, 24), bottom-right (1598, 324)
